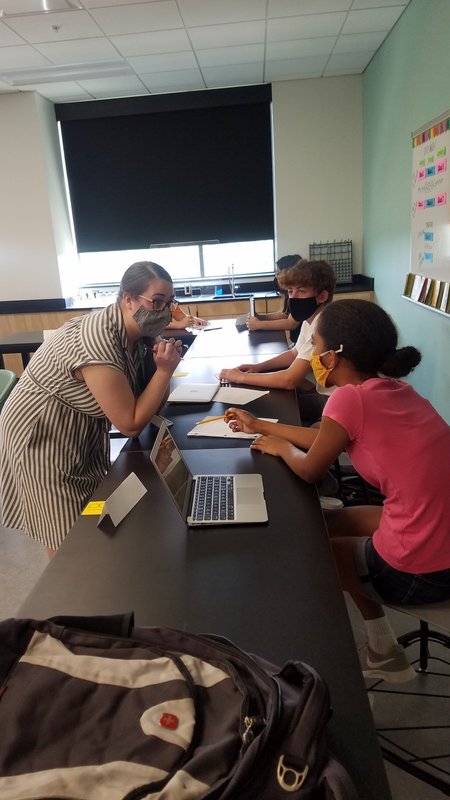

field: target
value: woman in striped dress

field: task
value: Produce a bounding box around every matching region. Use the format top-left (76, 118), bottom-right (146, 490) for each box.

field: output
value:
top-left (0, 262), bottom-right (182, 556)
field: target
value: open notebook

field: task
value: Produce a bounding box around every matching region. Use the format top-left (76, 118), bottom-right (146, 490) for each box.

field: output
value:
top-left (187, 416), bottom-right (277, 438)
top-left (150, 423), bottom-right (268, 527)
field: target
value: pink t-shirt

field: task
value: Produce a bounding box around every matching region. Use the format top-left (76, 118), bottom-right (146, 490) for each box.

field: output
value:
top-left (323, 379), bottom-right (450, 573)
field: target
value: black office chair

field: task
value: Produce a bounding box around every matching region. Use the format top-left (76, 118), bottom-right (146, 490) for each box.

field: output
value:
top-left (332, 452), bottom-right (384, 507)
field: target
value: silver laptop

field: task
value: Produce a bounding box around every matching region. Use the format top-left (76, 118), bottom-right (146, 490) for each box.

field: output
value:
top-left (167, 383), bottom-right (219, 403)
top-left (150, 423), bottom-right (268, 527)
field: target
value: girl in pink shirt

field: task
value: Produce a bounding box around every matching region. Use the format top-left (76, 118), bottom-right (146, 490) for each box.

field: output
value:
top-left (225, 299), bottom-right (450, 684)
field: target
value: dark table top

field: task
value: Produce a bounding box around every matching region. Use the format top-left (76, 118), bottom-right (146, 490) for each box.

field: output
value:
top-left (18, 447), bottom-right (390, 798)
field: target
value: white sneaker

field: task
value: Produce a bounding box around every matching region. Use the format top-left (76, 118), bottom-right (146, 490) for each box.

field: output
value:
top-left (319, 496), bottom-right (344, 511)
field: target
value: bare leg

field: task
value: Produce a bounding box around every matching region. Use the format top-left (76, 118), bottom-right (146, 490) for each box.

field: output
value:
top-left (325, 506), bottom-right (384, 619)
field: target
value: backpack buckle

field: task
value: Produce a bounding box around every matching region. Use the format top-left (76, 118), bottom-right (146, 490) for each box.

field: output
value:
top-left (277, 754), bottom-right (309, 792)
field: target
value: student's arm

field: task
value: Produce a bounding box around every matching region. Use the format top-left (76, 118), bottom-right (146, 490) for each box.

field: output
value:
top-left (224, 408), bottom-right (319, 450)
top-left (166, 305), bottom-right (208, 329)
top-left (256, 311), bottom-right (288, 321)
top-left (251, 416), bottom-right (350, 483)
top-left (221, 348), bottom-right (296, 377)
top-left (247, 314), bottom-right (298, 331)
top-left (80, 339), bottom-right (181, 438)
top-left (220, 354), bottom-right (310, 390)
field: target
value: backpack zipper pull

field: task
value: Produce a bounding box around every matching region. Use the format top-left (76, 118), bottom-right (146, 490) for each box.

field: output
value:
top-left (242, 715), bottom-right (266, 747)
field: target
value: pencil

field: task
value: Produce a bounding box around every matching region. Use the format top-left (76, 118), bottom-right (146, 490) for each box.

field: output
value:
top-left (195, 415), bottom-right (226, 426)
top-left (188, 306), bottom-right (192, 316)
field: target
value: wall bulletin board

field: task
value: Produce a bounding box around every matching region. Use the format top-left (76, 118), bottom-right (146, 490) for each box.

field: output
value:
top-left (403, 110), bottom-right (450, 316)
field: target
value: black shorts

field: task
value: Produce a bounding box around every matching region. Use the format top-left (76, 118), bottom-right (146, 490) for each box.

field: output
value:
top-left (356, 537), bottom-right (450, 604)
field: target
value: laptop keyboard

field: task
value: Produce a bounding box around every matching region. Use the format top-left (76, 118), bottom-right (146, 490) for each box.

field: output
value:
top-left (192, 476), bottom-right (235, 521)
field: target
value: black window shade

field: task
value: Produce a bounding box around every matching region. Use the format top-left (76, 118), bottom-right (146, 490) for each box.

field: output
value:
top-left (56, 85), bottom-right (274, 253)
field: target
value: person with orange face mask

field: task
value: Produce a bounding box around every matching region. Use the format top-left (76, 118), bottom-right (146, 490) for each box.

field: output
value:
top-left (225, 299), bottom-right (450, 686)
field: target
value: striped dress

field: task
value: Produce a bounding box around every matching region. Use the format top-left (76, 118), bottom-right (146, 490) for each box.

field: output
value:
top-left (0, 303), bottom-right (140, 550)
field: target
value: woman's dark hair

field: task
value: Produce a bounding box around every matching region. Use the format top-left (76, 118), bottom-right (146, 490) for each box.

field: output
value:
top-left (317, 299), bottom-right (421, 378)
top-left (118, 261), bottom-right (172, 299)
top-left (276, 254), bottom-right (302, 271)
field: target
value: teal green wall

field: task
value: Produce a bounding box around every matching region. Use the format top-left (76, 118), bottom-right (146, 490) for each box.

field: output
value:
top-left (363, 0), bottom-right (450, 422)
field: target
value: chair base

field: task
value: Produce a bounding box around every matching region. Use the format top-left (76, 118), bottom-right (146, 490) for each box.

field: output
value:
top-left (369, 620), bottom-right (450, 794)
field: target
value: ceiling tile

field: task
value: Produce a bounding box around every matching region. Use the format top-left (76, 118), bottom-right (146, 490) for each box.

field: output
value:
top-left (18, 82), bottom-right (92, 101)
top-left (111, 29), bottom-right (191, 58)
top-left (267, 12), bottom-right (347, 41)
top-left (323, 66), bottom-right (360, 76)
top-left (139, 67), bottom-right (205, 90)
top-left (266, 36), bottom-right (337, 60)
top-left (34, 37), bottom-right (120, 64)
top-left (0, 0), bottom-right (76, 10)
top-left (128, 50), bottom-right (197, 74)
top-left (268, 0), bottom-right (351, 16)
top-left (0, 45), bottom-right (50, 69)
top-left (325, 51), bottom-right (373, 71)
top-left (342, 6), bottom-right (404, 34)
top-left (4, 11), bottom-right (104, 43)
top-left (177, 0), bottom-right (266, 27)
top-left (351, 0), bottom-right (406, 8)
top-left (0, 81), bottom-right (15, 92)
top-left (333, 31), bottom-right (386, 53)
top-left (202, 62), bottom-right (263, 87)
top-left (0, 22), bottom-right (26, 46)
top-left (89, 1), bottom-right (184, 36)
top-left (82, 0), bottom-right (162, 6)
top-left (77, 75), bottom-right (149, 97)
top-left (197, 43), bottom-right (264, 68)
top-left (265, 55), bottom-right (327, 80)
top-left (188, 20), bottom-right (265, 49)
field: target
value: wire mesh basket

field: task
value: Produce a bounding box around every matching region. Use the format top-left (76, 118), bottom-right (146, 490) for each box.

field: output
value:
top-left (309, 240), bottom-right (353, 284)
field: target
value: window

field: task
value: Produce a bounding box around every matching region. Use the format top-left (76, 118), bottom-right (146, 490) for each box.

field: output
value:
top-left (75, 239), bottom-right (274, 296)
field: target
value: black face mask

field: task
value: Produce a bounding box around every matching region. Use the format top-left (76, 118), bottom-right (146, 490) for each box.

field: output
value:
top-left (288, 296), bottom-right (319, 323)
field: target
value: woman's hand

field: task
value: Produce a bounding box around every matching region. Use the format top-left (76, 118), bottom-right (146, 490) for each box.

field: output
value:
top-left (224, 408), bottom-right (259, 434)
top-left (250, 434), bottom-right (291, 458)
top-left (219, 367), bottom-right (244, 383)
top-left (153, 338), bottom-right (182, 374)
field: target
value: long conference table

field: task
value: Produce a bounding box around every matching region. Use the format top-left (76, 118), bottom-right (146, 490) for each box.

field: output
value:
top-left (18, 319), bottom-right (391, 800)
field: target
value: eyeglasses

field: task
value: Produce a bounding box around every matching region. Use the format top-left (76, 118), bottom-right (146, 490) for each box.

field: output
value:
top-left (138, 294), bottom-right (177, 312)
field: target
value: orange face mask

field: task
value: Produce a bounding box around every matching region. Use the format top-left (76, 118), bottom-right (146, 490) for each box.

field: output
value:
top-left (310, 345), bottom-right (343, 387)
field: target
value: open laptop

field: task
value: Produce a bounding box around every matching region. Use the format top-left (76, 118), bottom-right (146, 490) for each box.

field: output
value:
top-left (150, 423), bottom-right (268, 527)
top-left (235, 296), bottom-right (255, 332)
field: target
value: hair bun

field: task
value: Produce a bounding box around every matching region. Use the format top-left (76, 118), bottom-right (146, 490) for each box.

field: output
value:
top-left (381, 346), bottom-right (421, 378)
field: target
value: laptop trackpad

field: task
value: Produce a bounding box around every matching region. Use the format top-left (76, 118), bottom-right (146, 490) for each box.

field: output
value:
top-left (237, 488), bottom-right (261, 505)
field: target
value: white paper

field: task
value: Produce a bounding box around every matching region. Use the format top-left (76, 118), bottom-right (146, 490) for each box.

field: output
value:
top-left (187, 417), bottom-right (278, 438)
top-left (43, 329), bottom-right (57, 340)
top-left (212, 387), bottom-right (269, 405)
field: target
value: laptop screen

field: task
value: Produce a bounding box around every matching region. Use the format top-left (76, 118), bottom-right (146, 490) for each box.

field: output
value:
top-left (151, 428), bottom-right (191, 514)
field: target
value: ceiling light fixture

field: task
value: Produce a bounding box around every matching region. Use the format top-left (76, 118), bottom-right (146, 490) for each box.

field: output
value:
top-left (1, 60), bottom-right (133, 86)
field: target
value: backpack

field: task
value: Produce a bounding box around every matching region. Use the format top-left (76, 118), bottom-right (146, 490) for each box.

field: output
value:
top-left (0, 614), bottom-right (359, 800)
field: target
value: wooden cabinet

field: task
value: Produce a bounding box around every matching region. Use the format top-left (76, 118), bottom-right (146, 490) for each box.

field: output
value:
top-left (334, 291), bottom-right (374, 302)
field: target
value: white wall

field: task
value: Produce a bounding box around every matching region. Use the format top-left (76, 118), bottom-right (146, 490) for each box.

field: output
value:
top-left (0, 92), bottom-right (75, 301)
top-left (271, 76), bottom-right (363, 272)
